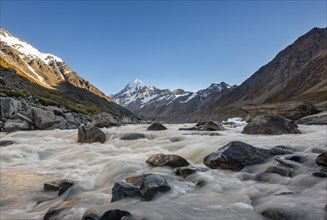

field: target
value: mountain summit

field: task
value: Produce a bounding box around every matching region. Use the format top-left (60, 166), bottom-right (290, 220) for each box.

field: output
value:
top-left (112, 80), bottom-right (233, 121)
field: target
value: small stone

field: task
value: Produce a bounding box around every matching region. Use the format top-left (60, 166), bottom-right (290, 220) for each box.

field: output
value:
top-left (44, 180), bottom-right (60, 191)
top-left (140, 174), bottom-right (171, 201)
top-left (58, 180), bottom-right (74, 196)
top-left (119, 133), bottom-right (146, 140)
top-left (82, 212), bottom-right (100, 220)
top-left (312, 172), bottom-right (327, 178)
top-left (174, 167), bottom-right (197, 178)
top-left (0, 140), bottom-right (16, 147)
top-left (264, 166), bottom-right (292, 177)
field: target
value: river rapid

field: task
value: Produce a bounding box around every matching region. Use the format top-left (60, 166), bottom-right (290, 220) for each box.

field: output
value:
top-left (0, 123), bottom-right (326, 220)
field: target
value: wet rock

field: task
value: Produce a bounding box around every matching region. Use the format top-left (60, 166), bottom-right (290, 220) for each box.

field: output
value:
top-left (261, 208), bottom-right (290, 220)
top-left (174, 167), bottom-right (197, 178)
top-left (146, 122), bottom-right (167, 131)
top-left (126, 175), bottom-right (146, 187)
top-left (264, 166), bottom-right (292, 177)
top-left (43, 198), bottom-right (79, 220)
top-left (316, 152), bottom-right (327, 167)
top-left (82, 212), bottom-right (100, 220)
top-left (0, 140), bottom-right (16, 147)
top-left (242, 115), bottom-right (301, 135)
top-left (146, 153), bottom-right (189, 168)
top-left (44, 179), bottom-right (74, 196)
top-left (195, 179), bottom-right (207, 188)
top-left (274, 191), bottom-right (294, 196)
top-left (31, 107), bottom-right (62, 130)
top-left (111, 181), bottom-right (142, 202)
top-left (44, 207), bottom-right (66, 220)
top-left (119, 133), bottom-right (146, 140)
top-left (140, 174), bottom-right (171, 201)
top-left (4, 119), bottom-right (29, 132)
top-left (269, 145), bottom-right (294, 155)
top-left (77, 126), bottom-right (106, 144)
top-left (100, 209), bottom-right (134, 220)
top-left (0, 97), bottom-right (22, 118)
top-left (296, 111), bottom-right (327, 125)
top-left (92, 112), bottom-right (118, 128)
top-left (275, 158), bottom-right (299, 169)
top-left (205, 120), bottom-right (225, 131)
top-left (203, 141), bottom-right (271, 171)
top-left (285, 155), bottom-right (302, 163)
top-left (312, 172), bottom-right (327, 178)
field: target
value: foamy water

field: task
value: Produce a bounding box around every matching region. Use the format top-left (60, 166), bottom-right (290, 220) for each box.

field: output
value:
top-left (0, 124), bottom-right (326, 220)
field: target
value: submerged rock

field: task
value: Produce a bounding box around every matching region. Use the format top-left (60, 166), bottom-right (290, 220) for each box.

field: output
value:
top-left (44, 179), bottom-right (74, 196)
top-left (269, 145), bottom-right (295, 156)
top-left (264, 166), bottom-right (292, 177)
top-left (179, 121), bottom-right (224, 132)
top-left (261, 208), bottom-right (290, 220)
top-left (146, 122), bottom-right (167, 131)
top-left (242, 115), bottom-right (301, 135)
top-left (92, 112), bottom-right (118, 128)
top-left (82, 212), bottom-right (100, 220)
top-left (77, 126), bottom-right (106, 144)
top-left (203, 141), bottom-right (271, 171)
top-left (119, 133), bottom-right (147, 140)
top-left (111, 181), bottom-right (142, 202)
top-left (146, 153), bottom-right (189, 168)
top-left (174, 167), bottom-right (197, 178)
top-left (100, 209), bottom-right (134, 220)
top-left (316, 152), bottom-right (327, 167)
top-left (140, 174), bottom-right (171, 201)
top-left (0, 140), bottom-right (16, 147)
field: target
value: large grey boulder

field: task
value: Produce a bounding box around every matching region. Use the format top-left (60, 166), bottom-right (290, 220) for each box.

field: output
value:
top-left (31, 107), bottom-right (62, 130)
top-left (242, 115), bottom-right (301, 135)
top-left (4, 119), bottom-right (29, 132)
top-left (92, 112), bottom-right (118, 128)
top-left (77, 126), bottom-right (106, 143)
top-left (0, 97), bottom-right (22, 118)
top-left (203, 141), bottom-right (271, 171)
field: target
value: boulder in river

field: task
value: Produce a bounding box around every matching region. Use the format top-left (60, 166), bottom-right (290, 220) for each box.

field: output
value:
top-left (44, 179), bottom-right (74, 196)
top-left (146, 153), bottom-right (189, 168)
top-left (0, 140), bottom-right (16, 147)
top-left (0, 97), bottom-right (22, 118)
top-left (242, 115), bottom-right (301, 135)
top-left (146, 122), bottom-right (167, 131)
top-left (119, 133), bottom-right (147, 140)
top-left (203, 141), bottom-right (272, 171)
top-left (139, 174), bottom-right (171, 201)
top-left (111, 181), bottom-right (142, 202)
top-left (92, 112), bottom-right (118, 128)
top-left (100, 209), bottom-right (134, 220)
top-left (77, 126), bottom-right (106, 144)
top-left (316, 152), bottom-right (327, 167)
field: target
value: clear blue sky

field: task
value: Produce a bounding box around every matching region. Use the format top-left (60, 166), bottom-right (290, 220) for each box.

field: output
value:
top-left (1, 0), bottom-right (326, 94)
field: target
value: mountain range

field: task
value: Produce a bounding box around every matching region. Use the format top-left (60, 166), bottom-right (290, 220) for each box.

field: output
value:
top-left (112, 80), bottom-right (234, 122)
top-left (112, 27), bottom-right (327, 122)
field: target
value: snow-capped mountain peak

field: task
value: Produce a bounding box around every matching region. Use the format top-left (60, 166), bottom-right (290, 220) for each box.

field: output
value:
top-left (112, 80), bottom-right (234, 119)
top-left (0, 28), bottom-right (63, 65)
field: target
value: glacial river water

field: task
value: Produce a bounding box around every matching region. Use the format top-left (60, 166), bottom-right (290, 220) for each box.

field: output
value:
top-left (0, 124), bottom-right (326, 220)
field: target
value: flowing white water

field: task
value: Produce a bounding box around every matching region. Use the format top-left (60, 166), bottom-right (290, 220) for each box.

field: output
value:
top-left (0, 124), bottom-right (326, 220)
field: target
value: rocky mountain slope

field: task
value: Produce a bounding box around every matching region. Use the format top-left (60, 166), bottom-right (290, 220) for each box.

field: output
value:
top-left (112, 80), bottom-right (234, 122)
top-left (204, 27), bottom-right (327, 119)
top-left (0, 28), bottom-right (132, 117)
